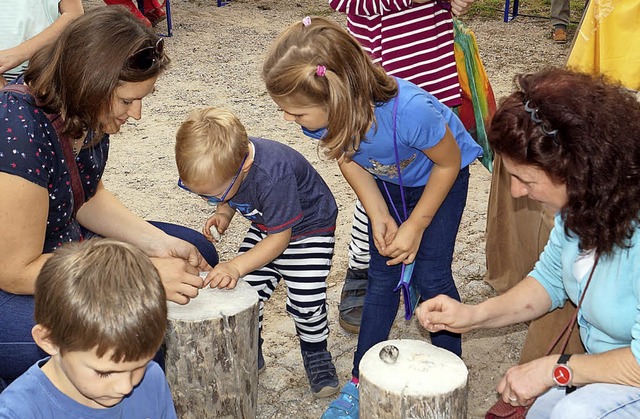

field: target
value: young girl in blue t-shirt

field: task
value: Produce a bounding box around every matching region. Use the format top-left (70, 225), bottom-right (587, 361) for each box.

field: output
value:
top-left (262, 16), bottom-right (482, 418)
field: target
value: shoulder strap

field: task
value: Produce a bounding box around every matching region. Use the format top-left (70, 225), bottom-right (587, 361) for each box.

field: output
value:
top-left (544, 253), bottom-right (600, 355)
top-left (1, 83), bottom-right (85, 217)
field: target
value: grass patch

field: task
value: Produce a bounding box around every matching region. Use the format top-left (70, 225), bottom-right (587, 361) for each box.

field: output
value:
top-left (465, 0), bottom-right (586, 28)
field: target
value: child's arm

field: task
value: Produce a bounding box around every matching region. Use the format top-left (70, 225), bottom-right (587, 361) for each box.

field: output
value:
top-left (204, 228), bottom-right (292, 289)
top-left (338, 157), bottom-right (398, 254)
top-left (203, 203), bottom-right (235, 242)
top-left (384, 126), bottom-right (461, 265)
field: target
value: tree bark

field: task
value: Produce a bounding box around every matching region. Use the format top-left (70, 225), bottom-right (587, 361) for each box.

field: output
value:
top-left (165, 279), bottom-right (260, 419)
top-left (360, 339), bottom-right (468, 419)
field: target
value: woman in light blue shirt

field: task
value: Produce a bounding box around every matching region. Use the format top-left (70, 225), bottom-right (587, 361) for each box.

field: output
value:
top-left (416, 67), bottom-right (640, 417)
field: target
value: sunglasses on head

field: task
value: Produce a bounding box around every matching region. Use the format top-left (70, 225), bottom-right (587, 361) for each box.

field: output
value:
top-left (127, 38), bottom-right (165, 71)
top-left (178, 153), bottom-right (248, 205)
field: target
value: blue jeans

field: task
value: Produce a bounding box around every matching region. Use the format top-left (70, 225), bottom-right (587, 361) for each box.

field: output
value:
top-left (528, 384), bottom-right (640, 418)
top-left (351, 167), bottom-right (469, 378)
top-left (0, 221), bottom-right (217, 384)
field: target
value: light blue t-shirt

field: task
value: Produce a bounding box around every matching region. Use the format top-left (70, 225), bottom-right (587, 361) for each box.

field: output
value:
top-left (0, 359), bottom-right (177, 418)
top-left (351, 77), bottom-right (482, 186)
top-left (531, 215), bottom-right (640, 363)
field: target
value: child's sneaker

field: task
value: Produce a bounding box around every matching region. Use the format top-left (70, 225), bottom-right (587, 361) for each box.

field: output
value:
top-left (301, 348), bottom-right (339, 398)
top-left (321, 381), bottom-right (359, 419)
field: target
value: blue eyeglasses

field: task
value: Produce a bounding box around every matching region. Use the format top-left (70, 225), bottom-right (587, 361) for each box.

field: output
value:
top-left (178, 154), bottom-right (248, 204)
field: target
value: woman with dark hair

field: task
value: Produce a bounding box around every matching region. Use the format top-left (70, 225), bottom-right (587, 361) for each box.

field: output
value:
top-left (417, 67), bottom-right (640, 416)
top-left (0, 6), bottom-right (217, 387)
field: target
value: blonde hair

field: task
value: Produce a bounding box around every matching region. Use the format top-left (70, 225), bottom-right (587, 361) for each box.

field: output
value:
top-left (175, 107), bottom-right (250, 186)
top-left (262, 16), bottom-right (397, 160)
top-left (34, 238), bottom-right (167, 362)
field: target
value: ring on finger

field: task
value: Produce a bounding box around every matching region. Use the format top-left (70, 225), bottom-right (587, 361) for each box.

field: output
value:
top-left (508, 396), bottom-right (517, 402)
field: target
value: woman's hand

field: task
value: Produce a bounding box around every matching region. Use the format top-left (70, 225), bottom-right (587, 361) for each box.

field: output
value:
top-left (416, 294), bottom-right (476, 333)
top-left (203, 213), bottom-right (231, 243)
top-left (151, 234), bottom-right (208, 271)
top-left (497, 356), bottom-right (556, 406)
top-left (379, 218), bottom-right (426, 265)
top-left (203, 261), bottom-right (241, 290)
top-left (150, 256), bottom-right (204, 305)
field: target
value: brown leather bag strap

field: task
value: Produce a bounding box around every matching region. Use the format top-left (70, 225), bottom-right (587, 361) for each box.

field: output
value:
top-left (544, 253), bottom-right (600, 356)
top-left (1, 83), bottom-right (85, 217)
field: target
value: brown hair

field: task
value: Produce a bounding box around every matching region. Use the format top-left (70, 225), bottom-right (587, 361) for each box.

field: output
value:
top-left (175, 107), bottom-right (250, 187)
top-left (34, 238), bottom-right (167, 362)
top-left (262, 16), bottom-right (396, 160)
top-left (489, 67), bottom-right (640, 254)
top-left (24, 6), bottom-right (170, 142)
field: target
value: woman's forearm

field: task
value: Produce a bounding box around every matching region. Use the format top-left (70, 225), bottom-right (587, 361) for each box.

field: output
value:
top-left (75, 181), bottom-right (170, 256)
top-left (571, 347), bottom-right (640, 387)
top-left (474, 277), bottom-right (552, 329)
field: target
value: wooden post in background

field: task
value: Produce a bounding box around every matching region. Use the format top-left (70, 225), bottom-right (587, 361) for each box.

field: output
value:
top-left (165, 279), bottom-right (259, 419)
top-left (360, 339), bottom-right (468, 418)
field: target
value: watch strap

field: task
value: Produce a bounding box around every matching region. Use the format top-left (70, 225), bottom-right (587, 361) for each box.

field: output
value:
top-left (557, 353), bottom-right (572, 364)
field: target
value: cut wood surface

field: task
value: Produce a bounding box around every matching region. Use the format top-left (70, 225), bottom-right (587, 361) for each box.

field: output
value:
top-left (165, 279), bottom-right (259, 419)
top-left (360, 339), bottom-right (468, 418)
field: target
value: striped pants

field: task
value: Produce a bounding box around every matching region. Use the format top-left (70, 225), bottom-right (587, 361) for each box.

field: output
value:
top-left (239, 224), bottom-right (335, 344)
top-left (348, 200), bottom-right (370, 270)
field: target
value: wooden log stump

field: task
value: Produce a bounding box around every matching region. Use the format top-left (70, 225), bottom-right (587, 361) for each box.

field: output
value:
top-left (360, 339), bottom-right (468, 418)
top-left (165, 278), bottom-right (259, 419)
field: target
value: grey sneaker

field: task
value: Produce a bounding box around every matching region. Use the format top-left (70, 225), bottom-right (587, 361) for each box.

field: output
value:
top-left (338, 268), bottom-right (368, 334)
top-left (301, 348), bottom-right (339, 398)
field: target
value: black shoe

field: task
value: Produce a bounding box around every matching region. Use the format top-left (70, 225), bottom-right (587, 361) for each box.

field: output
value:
top-left (338, 268), bottom-right (368, 334)
top-left (301, 348), bottom-right (339, 398)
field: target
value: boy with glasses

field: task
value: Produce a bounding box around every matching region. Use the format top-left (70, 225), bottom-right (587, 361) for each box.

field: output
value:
top-left (175, 107), bottom-right (340, 398)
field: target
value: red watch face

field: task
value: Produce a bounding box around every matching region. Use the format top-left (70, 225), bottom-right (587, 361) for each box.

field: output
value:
top-left (553, 365), bottom-right (572, 386)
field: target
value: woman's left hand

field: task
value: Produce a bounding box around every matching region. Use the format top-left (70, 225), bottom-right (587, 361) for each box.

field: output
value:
top-left (497, 355), bottom-right (556, 406)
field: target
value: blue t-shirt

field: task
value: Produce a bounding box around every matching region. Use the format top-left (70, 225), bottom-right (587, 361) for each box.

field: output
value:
top-left (353, 77), bottom-right (481, 186)
top-left (0, 78), bottom-right (109, 252)
top-left (227, 137), bottom-right (337, 240)
top-left (531, 215), bottom-right (640, 363)
top-left (0, 359), bottom-right (177, 418)
top-left (302, 77), bottom-right (482, 186)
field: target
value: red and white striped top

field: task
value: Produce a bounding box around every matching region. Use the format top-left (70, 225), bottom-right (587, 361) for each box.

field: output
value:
top-left (329, 0), bottom-right (461, 108)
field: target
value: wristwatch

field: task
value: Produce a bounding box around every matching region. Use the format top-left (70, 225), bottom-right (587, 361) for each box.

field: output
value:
top-left (552, 354), bottom-right (577, 393)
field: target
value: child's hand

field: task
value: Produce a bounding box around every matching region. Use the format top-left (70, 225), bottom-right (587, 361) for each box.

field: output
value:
top-left (450, 0), bottom-right (475, 16)
top-left (370, 213), bottom-right (398, 254)
top-left (382, 220), bottom-right (425, 265)
top-left (203, 213), bottom-right (231, 243)
top-left (203, 261), bottom-right (240, 289)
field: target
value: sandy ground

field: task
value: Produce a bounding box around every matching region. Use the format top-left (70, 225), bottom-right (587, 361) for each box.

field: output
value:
top-left (85, 0), bottom-right (576, 416)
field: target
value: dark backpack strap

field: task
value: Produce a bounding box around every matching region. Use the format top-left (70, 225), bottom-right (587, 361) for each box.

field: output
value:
top-left (1, 83), bottom-right (85, 217)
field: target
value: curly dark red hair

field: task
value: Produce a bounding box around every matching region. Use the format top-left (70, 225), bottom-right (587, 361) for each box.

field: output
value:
top-left (489, 67), bottom-right (640, 254)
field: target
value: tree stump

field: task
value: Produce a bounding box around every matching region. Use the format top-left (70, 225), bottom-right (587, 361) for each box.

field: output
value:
top-left (360, 339), bottom-right (468, 418)
top-left (165, 279), bottom-right (259, 419)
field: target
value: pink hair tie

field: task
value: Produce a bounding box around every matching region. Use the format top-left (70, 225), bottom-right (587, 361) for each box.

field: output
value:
top-left (302, 16), bottom-right (312, 26)
top-left (316, 65), bottom-right (326, 77)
